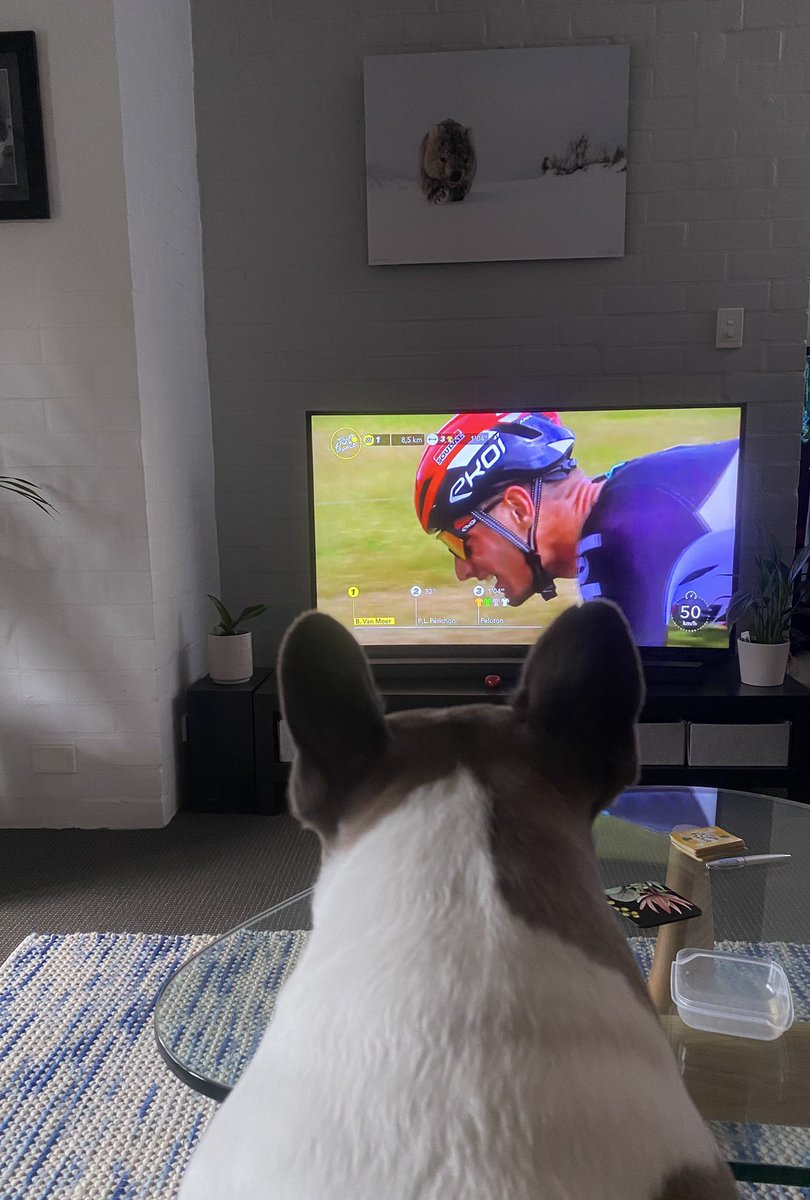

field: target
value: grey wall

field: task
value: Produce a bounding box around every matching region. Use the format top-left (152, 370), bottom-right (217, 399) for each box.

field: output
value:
top-left (191, 0), bottom-right (810, 665)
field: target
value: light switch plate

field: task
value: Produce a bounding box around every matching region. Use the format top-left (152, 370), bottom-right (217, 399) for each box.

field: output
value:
top-left (716, 307), bottom-right (744, 349)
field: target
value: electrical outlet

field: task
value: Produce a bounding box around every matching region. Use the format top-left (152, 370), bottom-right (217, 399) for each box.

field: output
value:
top-left (32, 744), bottom-right (78, 773)
top-left (716, 307), bottom-right (744, 349)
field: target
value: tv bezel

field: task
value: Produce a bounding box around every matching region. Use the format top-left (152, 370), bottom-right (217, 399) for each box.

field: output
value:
top-left (305, 402), bottom-right (747, 668)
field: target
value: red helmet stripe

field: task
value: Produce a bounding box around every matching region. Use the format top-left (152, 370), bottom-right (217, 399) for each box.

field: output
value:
top-left (413, 410), bottom-right (566, 532)
top-left (414, 411), bottom-right (514, 531)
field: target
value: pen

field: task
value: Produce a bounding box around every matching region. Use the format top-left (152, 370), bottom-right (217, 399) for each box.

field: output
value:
top-left (706, 854), bottom-right (792, 870)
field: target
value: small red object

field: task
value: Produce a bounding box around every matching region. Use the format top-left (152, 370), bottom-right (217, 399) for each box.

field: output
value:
top-left (484, 674), bottom-right (501, 689)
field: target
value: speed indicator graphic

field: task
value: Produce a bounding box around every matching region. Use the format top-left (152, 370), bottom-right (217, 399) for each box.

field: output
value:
top-left (671, 589), bottom-right (711, 634)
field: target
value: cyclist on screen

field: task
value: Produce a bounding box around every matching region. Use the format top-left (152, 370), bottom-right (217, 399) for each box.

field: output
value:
top-left (414, 410), bottom-right (739, 646)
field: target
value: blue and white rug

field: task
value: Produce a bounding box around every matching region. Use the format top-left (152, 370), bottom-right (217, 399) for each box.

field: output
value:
top-left (0, 932), bottom-right (809, 1199)
top-left (0, 933), bottom-right (218, 1199)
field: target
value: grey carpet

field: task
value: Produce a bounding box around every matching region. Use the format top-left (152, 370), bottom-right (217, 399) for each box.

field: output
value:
top-left (0, 812), bottom-right (320, 963)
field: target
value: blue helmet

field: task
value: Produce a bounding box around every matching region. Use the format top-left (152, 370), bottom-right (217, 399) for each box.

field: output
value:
top-left (415, 411), bottom-right (577, 533)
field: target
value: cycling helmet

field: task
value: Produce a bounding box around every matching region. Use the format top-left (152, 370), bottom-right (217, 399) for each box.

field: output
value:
top-left (414, 411), bottom-right (577, 601)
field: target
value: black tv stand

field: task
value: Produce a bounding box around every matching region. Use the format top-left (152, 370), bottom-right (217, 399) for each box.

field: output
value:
top-left (183, 658), bottom-right (810, 813)
top-left (643, 658), bottom-right (706, 684)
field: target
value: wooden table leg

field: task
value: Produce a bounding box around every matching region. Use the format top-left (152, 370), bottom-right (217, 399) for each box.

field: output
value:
top-left (647, 847), bottom-right (715, 1013)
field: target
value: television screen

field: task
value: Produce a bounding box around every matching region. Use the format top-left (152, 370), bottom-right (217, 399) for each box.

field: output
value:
top-left (307, 406), bottom-right (743, 654)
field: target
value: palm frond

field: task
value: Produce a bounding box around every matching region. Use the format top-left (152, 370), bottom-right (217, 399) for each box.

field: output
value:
top-left (0, 476), bottom-right (56, 515)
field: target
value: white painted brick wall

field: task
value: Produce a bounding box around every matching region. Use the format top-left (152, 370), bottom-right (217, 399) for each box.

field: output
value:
top-left (0, 1), bottom-right (159, 828)
top-left (191, 0), bottom-right (810, 662)
top-left (0, 0), bottom-right (216, 828)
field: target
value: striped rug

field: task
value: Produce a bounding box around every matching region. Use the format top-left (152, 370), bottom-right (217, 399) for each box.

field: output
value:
top-left (0, 932), bottom-right (808, 1198)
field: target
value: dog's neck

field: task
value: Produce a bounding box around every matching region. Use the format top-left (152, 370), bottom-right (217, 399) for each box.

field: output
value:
top-left (313, 769), bottom-right (503, 971)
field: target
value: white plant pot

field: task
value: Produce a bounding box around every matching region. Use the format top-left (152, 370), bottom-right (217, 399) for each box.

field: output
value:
top-left (208, 631), bottom-right (253, 685)
top-left (737, 639), bottom-right (790, 687)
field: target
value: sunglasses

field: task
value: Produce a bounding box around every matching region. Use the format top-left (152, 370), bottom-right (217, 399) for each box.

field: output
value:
top-left (437, 498), bottom-right (503, 561)
top-left (437, 527), bottom-right (470, 560)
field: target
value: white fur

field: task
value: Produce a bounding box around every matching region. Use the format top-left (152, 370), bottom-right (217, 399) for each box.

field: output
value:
top-left (180, 770), bottom-right (722, 1199)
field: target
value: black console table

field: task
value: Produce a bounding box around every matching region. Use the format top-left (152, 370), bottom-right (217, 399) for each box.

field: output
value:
top-left (184, 660), bottom-right (810, 814)
top-left (184, 668), bottom-right (273, 814)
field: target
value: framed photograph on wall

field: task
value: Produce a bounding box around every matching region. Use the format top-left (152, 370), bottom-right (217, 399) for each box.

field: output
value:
top-left (364, 46), bottom-right (629, 266)
top-left (0, 31), bottom-right (49, 220)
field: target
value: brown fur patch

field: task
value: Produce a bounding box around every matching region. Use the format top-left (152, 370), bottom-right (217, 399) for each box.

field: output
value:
top-left (654, 1163), bottom-right (738, 1199)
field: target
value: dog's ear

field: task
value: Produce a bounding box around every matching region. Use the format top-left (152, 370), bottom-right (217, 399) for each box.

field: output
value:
top-left (512, 600), bottom-right (644, 807)
top-left (277, 612), bottom-right (388, 835)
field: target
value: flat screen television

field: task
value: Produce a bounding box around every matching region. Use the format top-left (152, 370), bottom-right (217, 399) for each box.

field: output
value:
top-left (306, 405), bottom-right (744, 668)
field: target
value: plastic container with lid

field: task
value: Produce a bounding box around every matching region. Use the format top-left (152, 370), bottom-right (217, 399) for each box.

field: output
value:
top-left (670, 948), bottom-right (794, 1040)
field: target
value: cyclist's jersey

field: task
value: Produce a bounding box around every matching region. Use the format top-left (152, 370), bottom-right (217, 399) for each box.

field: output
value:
top-left (576, 441), bottom-right (739, 646)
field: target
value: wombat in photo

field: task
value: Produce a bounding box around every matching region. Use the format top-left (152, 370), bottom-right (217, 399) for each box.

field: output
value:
top-left (418, 118), bottom-right (476, 205)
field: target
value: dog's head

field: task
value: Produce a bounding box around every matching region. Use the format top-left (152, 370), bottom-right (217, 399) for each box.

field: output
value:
top-left (279, 599), bottom-right (653, 991)
top-left (278, 600), bottom-right (643, 862)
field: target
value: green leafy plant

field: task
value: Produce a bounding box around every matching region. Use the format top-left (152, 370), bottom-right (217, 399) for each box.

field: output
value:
top-left (208, 594), bottom-right (268, 636)
top-left (1, 476), bottom-right (55, 515)
top-left (727, 538), bottom-right (810, 645)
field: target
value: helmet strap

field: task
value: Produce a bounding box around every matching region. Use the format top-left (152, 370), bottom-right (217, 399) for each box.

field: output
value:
top-left (528, 558), bottom-right (558, 602)
top-left (470, 476), bottom-right (557, 602)
top-left (527, 476), bottom-right (557, 600)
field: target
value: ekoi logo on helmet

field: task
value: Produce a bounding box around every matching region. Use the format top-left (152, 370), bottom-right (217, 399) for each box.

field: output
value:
top-left (447, 435), bottom-right (507, 506)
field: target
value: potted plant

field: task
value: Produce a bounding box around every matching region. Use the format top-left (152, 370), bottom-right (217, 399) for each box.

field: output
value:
top-left (727, 538), bottom-right (810, 686)
top-left (207, 594), bottom-right (268, 685)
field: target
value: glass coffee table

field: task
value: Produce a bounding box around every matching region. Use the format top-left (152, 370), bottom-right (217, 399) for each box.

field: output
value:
top-left (154, 787), bottom-right (810, 1186)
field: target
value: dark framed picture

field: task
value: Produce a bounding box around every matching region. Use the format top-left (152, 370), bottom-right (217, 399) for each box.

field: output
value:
top-left (0, 31), bottom-right (49, 220)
